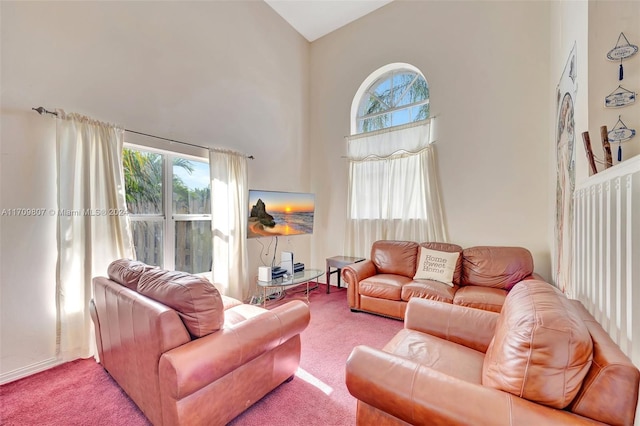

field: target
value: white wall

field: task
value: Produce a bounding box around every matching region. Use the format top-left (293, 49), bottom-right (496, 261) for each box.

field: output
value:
top-left (0, 1), bottom-right (310, 381)
top-left (309, 0), bottom-right (552, 279)
top-left (549, 0), bottom-right (589, 181)
top-left (549, 2), bottom-right (640, 423)
top-left (549, 0), bottom-right (640, 184)
top-left (587, 2), bottom-right (640, 423)
top-left (588, 1), bottom-right (640, 170)
top-left (0, 115), bottom-right (58, 382)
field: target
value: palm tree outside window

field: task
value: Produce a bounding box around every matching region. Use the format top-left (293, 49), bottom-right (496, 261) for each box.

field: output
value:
top-left (123, 146), bottom-right (212, 273)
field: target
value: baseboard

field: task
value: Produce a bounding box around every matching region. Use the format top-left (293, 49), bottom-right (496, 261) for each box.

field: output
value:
top-left (0, 357), bottom-right (62, 385)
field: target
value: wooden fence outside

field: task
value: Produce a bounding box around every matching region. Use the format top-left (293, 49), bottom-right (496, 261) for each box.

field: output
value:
top-left (129, 195), bottom-right (212, 274)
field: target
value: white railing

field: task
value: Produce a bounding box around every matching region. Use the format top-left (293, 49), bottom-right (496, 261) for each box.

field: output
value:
top-left (573, 154), bottom-right (640, 369)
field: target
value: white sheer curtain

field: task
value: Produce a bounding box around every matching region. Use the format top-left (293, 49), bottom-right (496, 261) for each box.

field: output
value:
top-left (209, 149), bottom-right (249, 301)
top-left (345, 120), bottom-right (447, 257)
top-left (56, 110), bottom-right (133, 361)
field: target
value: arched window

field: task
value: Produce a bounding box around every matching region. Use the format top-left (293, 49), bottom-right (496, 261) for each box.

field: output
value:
top-left (346, 63), bottom-right (445, 256)
top-left (353, 63), bottom-right (429, 134)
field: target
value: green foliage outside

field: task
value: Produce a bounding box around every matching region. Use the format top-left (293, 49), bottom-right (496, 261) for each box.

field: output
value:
top-left (123, 149), bottom-right (164, 214)
top-left (122, 148), bottom-right (210, 214)
top-left (122, 148), bottom-right (212, 273)
top-left (360, 71), bottom-right (430, 133)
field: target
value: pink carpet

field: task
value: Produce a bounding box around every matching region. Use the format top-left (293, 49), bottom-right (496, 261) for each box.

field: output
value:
top-left (0, 358), bottom-right (149, 425)
top-left (1, 284), bottom-right (403, 425)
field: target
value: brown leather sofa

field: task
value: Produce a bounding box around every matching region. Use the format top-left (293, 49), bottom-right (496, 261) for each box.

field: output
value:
top-left (90, 259), bottom-right (310, 426)
top-left (346, 280), bottom-right (640, 426)
top-left (342, 240), bottom-right (540, 319)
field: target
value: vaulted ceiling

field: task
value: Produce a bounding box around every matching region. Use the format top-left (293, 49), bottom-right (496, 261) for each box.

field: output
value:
top-left (264, 0), bottom-right (393, 42)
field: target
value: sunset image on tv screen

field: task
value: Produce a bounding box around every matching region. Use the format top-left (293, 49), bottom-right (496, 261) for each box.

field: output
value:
top-left (248, 190), bottom-right (315, 238)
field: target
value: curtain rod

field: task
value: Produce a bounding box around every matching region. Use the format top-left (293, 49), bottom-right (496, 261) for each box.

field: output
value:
top-left (32, 107), bottom-right (254, 159)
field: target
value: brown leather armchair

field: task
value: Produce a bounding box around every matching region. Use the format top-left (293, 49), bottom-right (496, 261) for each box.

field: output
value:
top-left (346, 280), bottom-right (640, 425)
top-left (90, 259), bottom-right (310, 426)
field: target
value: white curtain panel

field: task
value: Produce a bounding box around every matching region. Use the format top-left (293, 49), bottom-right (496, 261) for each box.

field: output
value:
top-left (56, 111), bottom-right (133, 361)
top-left (209, 149), bottom-right (249, 301)
top-left (345, 120), bottom-right (447, 257)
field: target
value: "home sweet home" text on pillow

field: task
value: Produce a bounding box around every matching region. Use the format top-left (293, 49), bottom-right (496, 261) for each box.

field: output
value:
top-left (413, 247), bottom-right (460, 286)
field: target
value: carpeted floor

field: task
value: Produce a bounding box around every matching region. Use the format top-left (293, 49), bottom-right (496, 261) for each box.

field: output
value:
top-left (0, 284), bottom-right (403, 425)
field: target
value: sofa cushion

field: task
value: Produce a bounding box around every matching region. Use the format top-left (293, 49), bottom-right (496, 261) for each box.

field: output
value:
top-left (401, 281), bottom-right (457, 304)
top-left (453, 286), bottom-right (507, 313)
top-left (419, 242), bottom-right (463, 284)
top-left (371, 240), bottom-right (419, 277)
top-left (384, 329), bottom-right (484, 384)
top-left (462, 246), bottom-right (533, 289)
top-left (482, 280), bottom-right (593, 409)
top-left (107, 259), bottom-right (155, 291)
top-left (137, 269), bottom-right (224, 338)
top-left (413, 247), bottom-right (460, 286)
top-left (359, 274), bottom-right (409, 301)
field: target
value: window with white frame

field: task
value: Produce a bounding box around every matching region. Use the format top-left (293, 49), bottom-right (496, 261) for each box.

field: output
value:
top-left (355, 66), bottom-right (429, 134)
top-left (123, 145), bottom-right (212, 273)
top-left (346, 64), bottom-right (445, 255)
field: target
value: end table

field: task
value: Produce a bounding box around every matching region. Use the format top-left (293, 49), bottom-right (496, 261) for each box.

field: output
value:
top-left (325, 256), bottom-right (365, 294)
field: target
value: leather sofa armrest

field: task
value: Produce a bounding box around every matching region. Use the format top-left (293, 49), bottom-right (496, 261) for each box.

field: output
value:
top-left (404, 297), bottom-right (499, 353)
top-left (89, 299), bottom-right (103, 363)
top-left (341, 259), bottom-right (377, 284)
top-left (159, 300), bottom-right (310, 399)
top-left (346, 345), bottom-right (602, 426)
top-left (342, 260), bottom-right (377, 309)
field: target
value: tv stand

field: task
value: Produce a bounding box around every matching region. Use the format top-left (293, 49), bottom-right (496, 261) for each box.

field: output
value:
top-left (256, 268), bottom-right (324, 307)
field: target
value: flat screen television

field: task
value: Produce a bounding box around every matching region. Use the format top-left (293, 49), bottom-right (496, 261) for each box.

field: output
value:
top-left (248, 190), bottom-right (315, 238)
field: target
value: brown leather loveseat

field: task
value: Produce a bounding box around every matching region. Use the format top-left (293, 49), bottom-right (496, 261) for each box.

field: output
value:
top-left (346, 280), bottom-right (640, 425)
top-left (342, 240), bottom-right (539, 319)
top-left (90, 259), bottom-right (310, 426)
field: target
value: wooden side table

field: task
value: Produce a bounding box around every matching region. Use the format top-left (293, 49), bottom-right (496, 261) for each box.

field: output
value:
top-left (325, 256), bottom-right (365, 293)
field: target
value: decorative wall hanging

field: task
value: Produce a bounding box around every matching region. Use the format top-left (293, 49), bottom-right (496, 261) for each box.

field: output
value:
top-left (607, 116), bottom-right (636, 161)
top-left (604, 85), bottom-right (636, 108)
top-left (607, 32), bottom-right (638, 81)
top-left (554, 42), bottom-right (577, 295)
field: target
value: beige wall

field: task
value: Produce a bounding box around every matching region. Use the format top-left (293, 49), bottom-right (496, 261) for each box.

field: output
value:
top-left (588, 1), bottom-right (640, 169)
top-left (549, 3), bottom-right (640, 422)
top-left (309, 0), bottom-right (552, 278)
top-left (548, 0), bottom-right (640, 185)
top-left (0, 1), bottom-right (310, 381)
